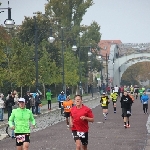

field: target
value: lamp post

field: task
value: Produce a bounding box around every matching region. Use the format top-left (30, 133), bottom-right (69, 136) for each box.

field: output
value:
top-left (106, 53), bottom-right (109, 88)
top-left (34, 16), bottom-right (55, 91)
top-left (72, 37), bottom-right (82, 95)
top-left (88, 50), bottom-right (93, 97)
top-left (0, 1), bottom-right (15, 28)
top-left (61, 27), bottom-right (65, 91)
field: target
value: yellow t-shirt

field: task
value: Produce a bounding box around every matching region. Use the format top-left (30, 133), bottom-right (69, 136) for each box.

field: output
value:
top-left (100, 96), bottom-right (109, 106)
top-left (110, 93), bottom-right (118, 101)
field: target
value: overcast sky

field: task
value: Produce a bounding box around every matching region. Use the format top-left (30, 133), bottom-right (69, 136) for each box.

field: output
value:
top-left (0, 0), bottom-right (150, 43)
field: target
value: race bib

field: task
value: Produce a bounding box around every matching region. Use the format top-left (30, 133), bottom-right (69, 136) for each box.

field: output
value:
top-left (77, 132), bottom-right (85, 138)
top-left (127, 111), bottom-right (131, 114)
top-left (66, 106), bottom-right (71, 109)
top-left (144, 102), bottom-right (147, 104)
top-left (103, 101), bottom-right (106, 105)
top-left (16, 135), bottom-right (25, 143)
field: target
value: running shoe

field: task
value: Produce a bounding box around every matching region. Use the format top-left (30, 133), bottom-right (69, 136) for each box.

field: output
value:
top-left (105, 117), bottom-right (107, 120)
top-left (114, 111), bottom-right (116, 113)
top-left (124, 125), bottom-right (127, 128)
top-left (126, 124), bottom-right (130, 128)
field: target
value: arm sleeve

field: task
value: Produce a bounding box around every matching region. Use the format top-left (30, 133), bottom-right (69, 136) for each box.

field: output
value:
top-left (29, 111), bottom-right (36, 125)
top-left (87, 108), bottom-right (94, 118)
top-left (100, 97), bottom-right (102, 103)
top-left (8, 110), bottom-right (15, 127)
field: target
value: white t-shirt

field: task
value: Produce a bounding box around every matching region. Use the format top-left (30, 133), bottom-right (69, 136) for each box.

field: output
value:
top-left (114, 87), bottom-right (119, 92)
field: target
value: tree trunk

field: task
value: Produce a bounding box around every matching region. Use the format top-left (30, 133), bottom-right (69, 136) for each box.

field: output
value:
top-left (71, 86), bottom-right (73, 95)
top-left (55, 84), bottom-right (57, 100)
top-left (42, 83), bottom-right (45, 99)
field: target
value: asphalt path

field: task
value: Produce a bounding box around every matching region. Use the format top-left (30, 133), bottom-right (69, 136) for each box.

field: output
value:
top-left (0, 95), bottom-right (149, 150)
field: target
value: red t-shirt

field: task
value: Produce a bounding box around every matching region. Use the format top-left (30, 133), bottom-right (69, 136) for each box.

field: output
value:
top-left (70, 105), bottom-right (94, 132)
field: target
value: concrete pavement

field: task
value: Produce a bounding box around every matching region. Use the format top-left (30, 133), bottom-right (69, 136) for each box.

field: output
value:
top-left (0, 94), bottom-right (150, 149)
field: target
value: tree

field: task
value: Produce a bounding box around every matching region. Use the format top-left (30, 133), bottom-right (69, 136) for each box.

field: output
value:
top-left (64, 50), bottom-right (79, 86)
top-left (10, 38), bottom-right (35, 88)
top-left (121, 61), bottom-right (150, 86)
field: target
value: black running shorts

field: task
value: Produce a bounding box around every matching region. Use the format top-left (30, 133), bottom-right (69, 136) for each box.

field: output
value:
top-left (64, 112), bottom-right (70, 118)
top-left (72, 131), bottom-right (88, 145)
top-left (102, 106), bottom-right (108, 109)
top-left (15, 133), bottom-right (30, 146)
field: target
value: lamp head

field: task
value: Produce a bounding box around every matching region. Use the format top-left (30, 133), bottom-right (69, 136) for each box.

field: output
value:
top-left (72, 45), bottom-right (77, 51)
top-left (4, 19), bottom-right (15, 28)
top-left (48, 36), bottom-right (55, 43)
top-left (88, 51), bottom-right (92, 57)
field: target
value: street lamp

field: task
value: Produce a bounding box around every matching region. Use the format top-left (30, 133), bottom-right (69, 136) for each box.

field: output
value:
top-left (0, 1), bottom-right (15, 28)
top-left (97, 56), bottom-right (104, 93)
top-left (72, 38), bottom-right (82, 95)
top-left (88, 50), bottom-right (93, 97)
top-left (61, 27), bottom-right (65, 92)
top-left (34, 16), bottom-right (55, 91)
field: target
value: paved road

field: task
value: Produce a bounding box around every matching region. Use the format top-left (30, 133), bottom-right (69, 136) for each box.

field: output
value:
top-left (0, 95), bottom-right (149, 150)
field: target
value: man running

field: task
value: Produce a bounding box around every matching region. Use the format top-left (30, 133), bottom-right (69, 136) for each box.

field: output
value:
top-left (70, 95), bottom-right (94, 150)
top-left (110, 90), bottom-right (118, 113)
top-left (141, 91), bottom-right (149, 114)
top-left (9, 98), bottom-right (35, 150)
top-left (134, 86), bottom-right (139, 99)
top-left (114, 85), bottom-right (119, 95)
top-left (139, 88), bottom-right (144, 101)
top-left (62, 95), bottom-right (74, 127)
top-left (100, 92), bottom-right (110, 120)
top-left (120, 91), bottom-right (133, 128)
top-left (57, 91), bottom-right (66, 114)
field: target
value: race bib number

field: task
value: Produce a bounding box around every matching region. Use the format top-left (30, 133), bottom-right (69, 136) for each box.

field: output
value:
top-left (103, 101), bottom-right (106, 105)
top-left (66, 106), bottom-right (71, 109)
top-left (77, 132), bottom-right (85, 138)
top-left (16, 135), bottom-right (25, 143)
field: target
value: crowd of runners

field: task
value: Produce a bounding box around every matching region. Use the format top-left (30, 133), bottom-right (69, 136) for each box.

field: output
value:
top-left (100, 85), bottom-right (149, 129)
top-left (0, 84), bottom-right (149, 150)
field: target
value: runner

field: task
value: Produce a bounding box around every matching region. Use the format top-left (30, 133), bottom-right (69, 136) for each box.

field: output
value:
top-left (141, 91), bottom-right (149, 114)
top-left (120, 91), bottom-right (133, 128)
top-left (57, 91), bottom-right (66, 115)
top-left (62, 95), bottom-right (74, 127)
top-left (9, 98), bottom-right (36, 150)
top-left (139, 88), bottom-right (144, 101)
top-left (70, 95), bottom-right (94, 150)
top-left (100, 92), bottom-right (110, 120)
top-left (134, 85), bottom-right (139, 99)
top-left (110, 90), bottom-right (118, 113)
top-left (114, 85), bottom-right (119, 95)
top-left (130, 85), bottom-right (134, 95)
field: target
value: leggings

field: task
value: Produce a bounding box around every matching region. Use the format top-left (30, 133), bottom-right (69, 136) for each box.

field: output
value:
top-left (143, 104), bottom-right (148, 113)
top-left (48, 100), bottom-right (51, 109)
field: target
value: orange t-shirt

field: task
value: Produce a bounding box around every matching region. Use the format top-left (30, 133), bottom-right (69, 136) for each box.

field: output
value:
top-left (63, 100), bottom-right (74, 112)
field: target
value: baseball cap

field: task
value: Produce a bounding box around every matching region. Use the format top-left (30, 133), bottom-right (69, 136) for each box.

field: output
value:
top-left (18, 98), bottom-right (25, 103)
top-left (103, 92), bottom-right (106, 95)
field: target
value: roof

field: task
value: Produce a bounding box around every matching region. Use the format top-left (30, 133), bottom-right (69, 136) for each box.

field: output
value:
top-left (98, 40), bottom-right (122, 57)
